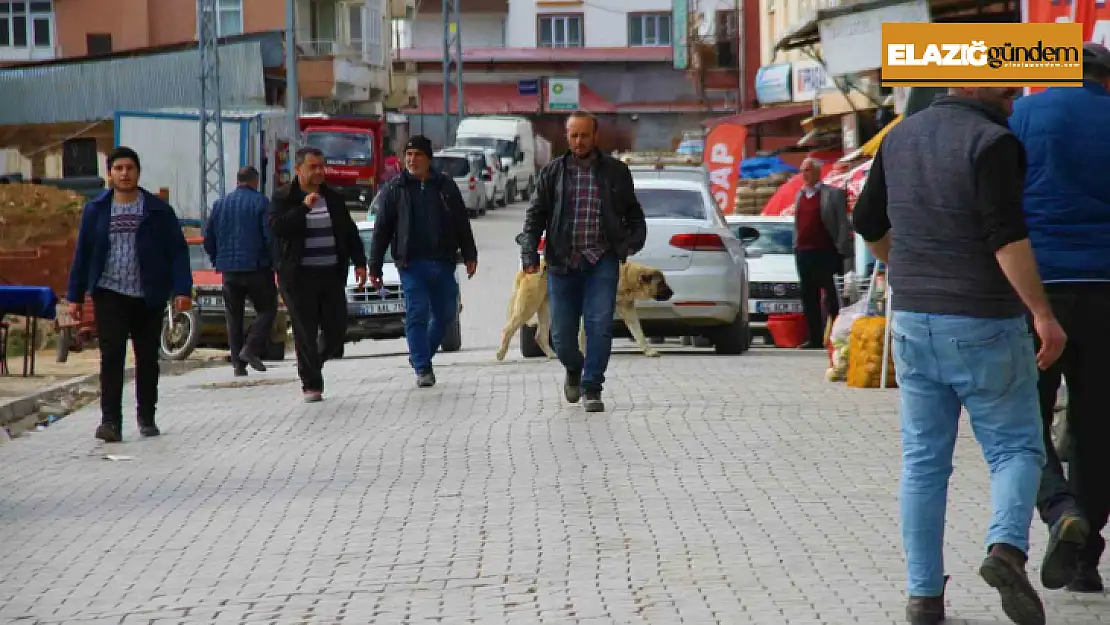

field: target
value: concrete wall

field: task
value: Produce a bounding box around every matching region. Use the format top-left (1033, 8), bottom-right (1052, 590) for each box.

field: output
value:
top-left (504, 0), bottom-right (735, 48)
top-left (409, 14), bottom-right (505, 48)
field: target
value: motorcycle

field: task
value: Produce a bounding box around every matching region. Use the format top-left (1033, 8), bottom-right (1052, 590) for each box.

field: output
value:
top-left (158, 299), bottom-right (199, 361)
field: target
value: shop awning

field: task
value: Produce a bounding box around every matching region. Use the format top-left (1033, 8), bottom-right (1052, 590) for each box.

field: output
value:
top-left (861, 115), bottom-right (903, 156)
top-left (405, 83), bottom-right (616, 115)
top-left (703, 104), bottom-right (813, 130)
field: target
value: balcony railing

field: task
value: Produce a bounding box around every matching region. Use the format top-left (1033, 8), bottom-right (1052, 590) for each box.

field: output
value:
top-left (299, 39), bottom-right (362, 58)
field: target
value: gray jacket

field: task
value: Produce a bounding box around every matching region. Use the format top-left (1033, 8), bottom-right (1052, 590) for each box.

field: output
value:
top-left (793, 185), bottom-right (853, 259)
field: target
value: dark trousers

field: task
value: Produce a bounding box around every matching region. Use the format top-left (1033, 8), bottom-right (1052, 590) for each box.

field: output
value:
top-left (222, 269), bottom-right (278, 369)
top-left (547, 253), bottom-right (619, 393)
top-left (281, 266), bottom-right (347, 392)
top-left (795, 248), bottom-right (842, 345)
top-left (1033, 283), bottom-right (1110, 567)
top-left (93, 288), bottom-right (163, 427)
top-left (398, 259), bottom-right (459, 373)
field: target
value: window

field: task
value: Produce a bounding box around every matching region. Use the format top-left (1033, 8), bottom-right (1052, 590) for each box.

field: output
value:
top-left (347, 2), bottom-right (363, 49)
top-left (538, 14), bottom-right (582, 48)
top-left (629, 13), bottom-right (670, 47)
top-left (635, 189), bottom-right (708, 220)
top-left (86, 33), bottom-right (112, 55)
top-left (360, 0), bottom-right (383, 66)
top-left (731, 221), bottom-right (794, 255)
top-left (0, 2), bottom-right (53, 48)
top-left (217, 0), bottom-right (242, 37)
top-left (431, 156), bottom-right (471, 178)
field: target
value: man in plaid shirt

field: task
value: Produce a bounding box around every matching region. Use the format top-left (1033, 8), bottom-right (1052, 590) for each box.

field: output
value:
top-left (519, 111), bottom-right (647, 412)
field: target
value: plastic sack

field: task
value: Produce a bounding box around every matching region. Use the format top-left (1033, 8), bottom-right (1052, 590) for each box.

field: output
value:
top-left (830, 298), bottom-right (870, 347)
top-left (847, 316), bottom-right (897, 389)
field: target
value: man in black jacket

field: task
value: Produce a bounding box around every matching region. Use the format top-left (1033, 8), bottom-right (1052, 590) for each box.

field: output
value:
top-left (270, 146), bottom-right (368, 402)
top-left (368, 136), bottom-right (477, 388)
top-left (519, 111), bottom-right (647, 413)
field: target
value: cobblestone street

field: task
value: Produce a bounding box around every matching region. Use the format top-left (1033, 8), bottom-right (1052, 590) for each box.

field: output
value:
top-left (0, 204), bottom-right (1106, 624)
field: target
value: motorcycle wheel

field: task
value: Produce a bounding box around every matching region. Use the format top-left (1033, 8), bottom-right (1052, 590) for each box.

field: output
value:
top-left (159, 308), bottom-right (200, 361)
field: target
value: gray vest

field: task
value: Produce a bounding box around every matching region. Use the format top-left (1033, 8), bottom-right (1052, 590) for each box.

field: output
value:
top-left (881, 98), bottom-right (1024, 319)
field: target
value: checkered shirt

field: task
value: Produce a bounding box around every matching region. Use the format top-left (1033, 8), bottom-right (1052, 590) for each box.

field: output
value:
top-left (567, 157), bottom-right (607, 267)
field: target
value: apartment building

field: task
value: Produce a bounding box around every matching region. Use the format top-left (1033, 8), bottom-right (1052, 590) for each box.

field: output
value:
top-left (395, 0), bottom-right (748, 151)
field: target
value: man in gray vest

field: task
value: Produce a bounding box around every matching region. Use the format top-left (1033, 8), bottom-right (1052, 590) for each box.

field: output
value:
top-left (853, 88), bottom-right (1066, 625)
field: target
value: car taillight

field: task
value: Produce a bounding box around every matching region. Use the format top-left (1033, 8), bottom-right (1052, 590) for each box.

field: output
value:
top-left (669, 233), bottom-right (727, 251)
top-left (468, 176), bottom-right (477, 190)
top-left (538, 235), bottom-right (546, 252)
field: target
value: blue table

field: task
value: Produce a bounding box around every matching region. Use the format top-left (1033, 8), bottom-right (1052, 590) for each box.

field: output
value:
top-left (0, 285), bottom-right (58, 377)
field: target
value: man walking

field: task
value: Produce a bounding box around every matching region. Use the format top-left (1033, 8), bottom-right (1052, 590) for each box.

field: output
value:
top-left (792, 157), bottom-right (852, 348)
top-left (852, 88), bottom-right (1066, 625)
top-left (203, 166), bottom-right (278, 376)
top-left (368, 136), bottom-right (477, 388)
top-left (66, 146), bottom-right (193, 442)
top-left (519, 111), bottom-right (646, 413)
top-left (1009, 41), bottom-right (1110, 594)
top-left (270, 147), bottom-right (367, 402)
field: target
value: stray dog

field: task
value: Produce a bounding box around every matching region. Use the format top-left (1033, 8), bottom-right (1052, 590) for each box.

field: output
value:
top-left (496, 259), bottom-right (675, 360)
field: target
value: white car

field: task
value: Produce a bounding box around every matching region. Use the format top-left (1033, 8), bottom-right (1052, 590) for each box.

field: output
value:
top-left (520, 164), bottom-right (758, 355)
top-left (479, 148), bottom-right (510, 207)
top-left (725, 215), bottom-right (800, 337)
top-left (432, 149), bottom-right (489, 218)
top-left (345, 219), bottom-right (463, 352)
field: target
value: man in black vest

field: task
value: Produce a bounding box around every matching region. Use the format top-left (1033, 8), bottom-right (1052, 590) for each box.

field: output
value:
top-left (853, 88), bottom-right (1066, 625)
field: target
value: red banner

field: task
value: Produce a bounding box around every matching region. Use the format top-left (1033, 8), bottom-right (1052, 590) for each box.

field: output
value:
top-left (1024, 0), bottom-right (1110, 44)
top-left (704, 123), bottom-right (747, 215)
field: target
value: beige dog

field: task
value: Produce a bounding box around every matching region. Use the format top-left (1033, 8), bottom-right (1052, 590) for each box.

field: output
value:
top-left (495, 259), bottom-right (674, 361)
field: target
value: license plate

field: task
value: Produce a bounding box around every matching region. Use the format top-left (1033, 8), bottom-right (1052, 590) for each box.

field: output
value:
top-left (199, 295), bottom-right (255, 313)
top-left (753, 299), bottom-right (803, 314)
top-left (360, 301), bottom-right (405, 316)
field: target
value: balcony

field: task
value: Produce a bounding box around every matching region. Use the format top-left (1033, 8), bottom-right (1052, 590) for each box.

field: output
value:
top-left (298, 37), bottom-right (388, 104)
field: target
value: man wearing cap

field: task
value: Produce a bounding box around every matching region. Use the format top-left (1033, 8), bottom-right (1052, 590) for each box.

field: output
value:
top-left (204, 166), bottom-right (278, 376)
top-left (368, 135), bottom-right (477, 388)
top-left (1008, 41), bottom-right (1110, 594)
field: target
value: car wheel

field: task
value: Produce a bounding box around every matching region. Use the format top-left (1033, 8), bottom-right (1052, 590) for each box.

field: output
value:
top-left (441, 315), bottom-right (462, 353)
top-left (519, 323), bottom-right (548, 358)
top-left (263, 340), bottom-right (286, 361)
top-left (520, 176), bottom-right (533, 202)
top-left (711, 313), bottom-right (751, 355)
top-left (486, 193), bottom-right (495, 209)
top-left (506, 181), bottom-right (516, 204)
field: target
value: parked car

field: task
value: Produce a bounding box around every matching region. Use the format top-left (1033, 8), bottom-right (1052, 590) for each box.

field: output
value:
top-left (725, 215), bottom-right (800, 338)
top-left (186, 238), bottom-right (289, 361)
top-left (345, 219), bottom-right (462, 352)
top-left (479, 147), bottom-right (510, 207)
top-left (519, 161), bottom-right (759, 356)
top-left (432, 149), bottom-right (489, 218)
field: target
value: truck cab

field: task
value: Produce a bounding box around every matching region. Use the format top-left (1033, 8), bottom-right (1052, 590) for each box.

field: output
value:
top-left (298, 115), bottom-right (384, 211)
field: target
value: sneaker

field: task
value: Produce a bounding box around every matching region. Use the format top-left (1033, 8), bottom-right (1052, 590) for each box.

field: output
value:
top-left (139, 424), bottom-right (161, 438)
top-left (564, 371), bottom-right (581, 403)
top-left (905, 576), bottom-right (949, 625)
top-left (1067, 565), bottom-right (1104, 593)
top-left (95, 423), bottom-right (122, 443)
top-left (239, 349), bottom-right (267, 372)
top-left (416, 370), bottom-right (436, 388)
top-left (583, 391), bottom-right (605, 413)
top-left (979, 544), bottom-right (1046, 625)
top-left (303, 390), bottom-right (323, 403)
top-left (1041, 512), bottom-right (1088, 589)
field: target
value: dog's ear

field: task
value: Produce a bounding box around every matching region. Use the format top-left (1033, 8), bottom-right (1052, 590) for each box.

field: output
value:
top-left (640, 272), bottom-right (655, 284)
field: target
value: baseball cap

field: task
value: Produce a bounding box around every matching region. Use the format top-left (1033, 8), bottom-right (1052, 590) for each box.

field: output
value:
top-left (1082, 42), bottom-right (1110, 71)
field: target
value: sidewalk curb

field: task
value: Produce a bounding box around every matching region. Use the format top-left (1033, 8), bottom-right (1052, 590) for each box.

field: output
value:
top-left (0, 356), bottom-right (224, 436)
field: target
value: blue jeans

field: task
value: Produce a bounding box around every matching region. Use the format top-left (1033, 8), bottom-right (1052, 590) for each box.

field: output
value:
top-left (399, 259), bottom-right (459, 373)
top-left (891, 312), bottom-right (1045, 597)
top-left (547, 253), bottom-right (619, 393)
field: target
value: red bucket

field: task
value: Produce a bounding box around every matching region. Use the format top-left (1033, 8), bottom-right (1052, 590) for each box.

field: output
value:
top-left (767, 313), bottom-right (807, 348)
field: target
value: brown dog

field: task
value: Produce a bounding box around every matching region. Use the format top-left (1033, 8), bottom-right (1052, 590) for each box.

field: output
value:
top-left (495, 259), bottom-right (674, 361)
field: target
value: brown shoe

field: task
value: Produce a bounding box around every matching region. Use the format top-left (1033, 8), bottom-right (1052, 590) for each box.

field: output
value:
top-left (95, 423), bottom-right (122, 443)
top-left (979, 544), bottom-right (1045, 625)
top-left (303, 390), bottom-right (323, 403)
top-left (906, 575), bottom-right (948, 624)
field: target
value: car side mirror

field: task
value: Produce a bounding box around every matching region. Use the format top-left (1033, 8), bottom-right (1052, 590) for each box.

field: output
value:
top-left (737, 226), bottom-right (760, 245)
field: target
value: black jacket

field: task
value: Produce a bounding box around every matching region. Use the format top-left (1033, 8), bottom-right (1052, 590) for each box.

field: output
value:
top-left (367, 170), bottom-right (478, 277)
top-left (269, 178), bottom-right (367, 282)
top-left (520, 150), bottom-right (647, 271)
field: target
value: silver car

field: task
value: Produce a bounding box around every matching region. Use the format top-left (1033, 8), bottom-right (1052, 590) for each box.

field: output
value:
top-left (433, 149), bottom-right (488, 218)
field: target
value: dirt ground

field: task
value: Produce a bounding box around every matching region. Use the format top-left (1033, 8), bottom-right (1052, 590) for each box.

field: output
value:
top-left (0, 347), bottom-right (228, 399)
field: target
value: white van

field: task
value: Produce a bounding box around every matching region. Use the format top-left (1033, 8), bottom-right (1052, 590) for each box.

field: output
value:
top-left (454, 116), bottom-right (540, 203)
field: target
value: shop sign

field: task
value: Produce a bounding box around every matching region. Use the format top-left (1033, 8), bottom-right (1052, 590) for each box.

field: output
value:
top-left (547, 77), bottom-right (579, 111)
top-left (754, 64), bottom-right (792, 105)
top-left (673, 0), bottom-right (689, 70)
top-left (818, 0), bottom-right (930, 77)
top-left (791, 60), bottom-right (835, 102)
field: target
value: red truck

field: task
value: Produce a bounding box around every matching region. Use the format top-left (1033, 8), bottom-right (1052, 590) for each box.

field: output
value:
top-left (298, 115), bottom-right (385, 211)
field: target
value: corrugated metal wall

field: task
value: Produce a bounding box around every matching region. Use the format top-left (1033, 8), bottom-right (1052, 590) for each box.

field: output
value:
top-left (0, 41), bottom-right (267, 125)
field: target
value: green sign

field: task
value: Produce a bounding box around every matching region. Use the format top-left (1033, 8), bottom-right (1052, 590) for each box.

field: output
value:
top-left (547, 77), bottom-right (579, 111)
top-left (673, 0), bottom-right (688, 70)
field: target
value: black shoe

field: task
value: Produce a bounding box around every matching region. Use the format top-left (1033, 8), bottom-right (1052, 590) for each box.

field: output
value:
top-left (234, 367), bottom-right (248, 377)
top-left (906, 575), bottom-right (949, 624)
top-left (95, 423), bottom-right (122, 443)
top-left (979, 544), bottom-right (1046, 625)
top-left (239, 349), bottom-right (267, 372)
top-left (564, 371), bottom-right (581, 403)
top-left (416, 369), bottom-right (436, 388)
top-left (1066, 565), bottom-right (1104, 593)
top-left (583, 391), bottom-right (605, 413)
top-left (1041, 513), bottom-right (1088, 589)
top-left (139, 424), bottom-right (161, 437)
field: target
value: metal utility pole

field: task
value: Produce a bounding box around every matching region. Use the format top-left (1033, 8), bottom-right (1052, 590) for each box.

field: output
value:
top-left (197, 0), bottom-right (226, 221)
top-left (285, 0), bottom-right (299, 168)
top-left (442, 0), bottom-right (464, 145)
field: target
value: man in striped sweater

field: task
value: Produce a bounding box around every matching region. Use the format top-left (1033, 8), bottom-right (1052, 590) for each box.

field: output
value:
top-left (270, 147), bottom-right (368, 402)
